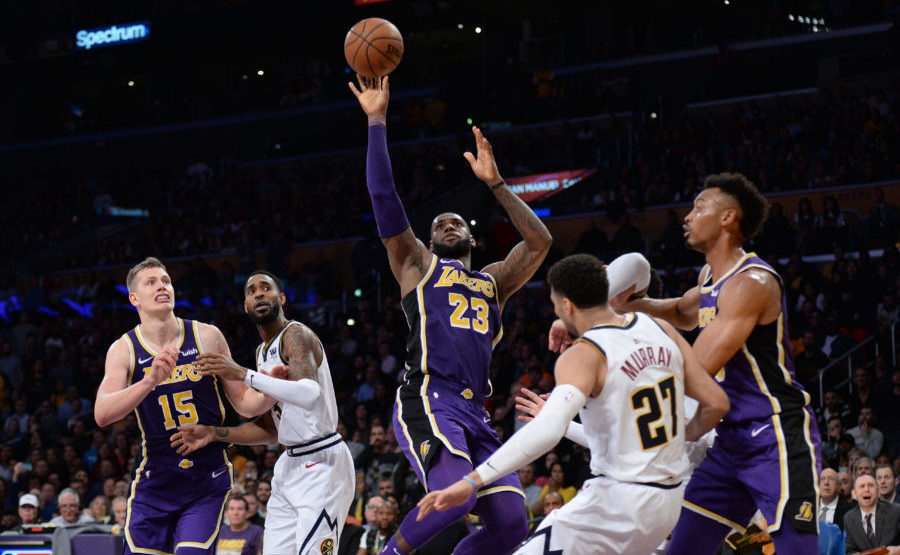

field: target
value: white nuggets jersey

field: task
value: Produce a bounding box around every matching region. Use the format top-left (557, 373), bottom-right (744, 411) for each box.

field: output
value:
top-left (579, 312), bottom-right (687, 485)
top-left (256, 321), bottom-right (339, 445)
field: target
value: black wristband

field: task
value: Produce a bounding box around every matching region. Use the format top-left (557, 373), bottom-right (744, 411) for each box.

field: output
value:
top-left (490, 180), bottom-right (506, 191)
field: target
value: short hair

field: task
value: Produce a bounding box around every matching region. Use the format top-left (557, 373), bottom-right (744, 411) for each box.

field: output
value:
top-left (876, 464), bottom-right (896, 480)
top-left (126, 257), bottom-right (167, 292)
top-left (703, 173), bottom-right (768, 238)
top-left (58, 488), bottom-right (80, 506)
top-left (228, 495), bottom-right (249, 511)
top-left (247, 270), bottom-right (284, 293)
top-left (546, 254), bottom-right (608, 309)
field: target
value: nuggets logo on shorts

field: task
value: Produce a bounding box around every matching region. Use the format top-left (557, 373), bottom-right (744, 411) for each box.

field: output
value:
top-left (319, 537), bottom-right (334, 554)
top-left (794, 501), bottom-right (814, 522)
top-left (420, 440), bottom-right (431, 459)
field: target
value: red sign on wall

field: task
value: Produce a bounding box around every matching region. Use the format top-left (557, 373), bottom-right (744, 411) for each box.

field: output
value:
top-left (505, 168), bottom-right (597, 203)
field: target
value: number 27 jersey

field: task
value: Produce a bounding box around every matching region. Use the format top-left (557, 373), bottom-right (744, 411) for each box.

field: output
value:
top-left (579, 313), bottom-right (687, 485)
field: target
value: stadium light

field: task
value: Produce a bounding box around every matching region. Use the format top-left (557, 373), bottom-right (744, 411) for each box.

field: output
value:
top-left (257, 69), bottom-right (264, 76)
top-left (475, 26), bottom-right (482, 34)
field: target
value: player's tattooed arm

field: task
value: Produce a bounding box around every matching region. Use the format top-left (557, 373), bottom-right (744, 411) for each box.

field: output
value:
top-left (281, 325), bottom-right (321, 381)
top-left (482, 187), bottom-right (552, 305)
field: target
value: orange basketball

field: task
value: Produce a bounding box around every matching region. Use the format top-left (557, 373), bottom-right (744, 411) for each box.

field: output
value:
top-left (344, 18), bottom-right (404, 78)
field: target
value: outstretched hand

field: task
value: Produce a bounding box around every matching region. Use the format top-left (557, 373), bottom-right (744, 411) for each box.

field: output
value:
top-left (416, 479), bottom-right (476, 521)
top-left (170, 424), bottom-right (214, 456)
top-left (348, 74), bottom-right (389, 121)
top-left (463, 126), bottom-right (502, 186)
top-left (515, 387), bottom-right (549, 423)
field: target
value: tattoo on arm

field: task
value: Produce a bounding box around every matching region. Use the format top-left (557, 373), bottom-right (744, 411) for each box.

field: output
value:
top-left (490, 188), bottom-right (551, 303)
top-left (215, 427), bottom-right (229, 439)
top-left (283, 325), bottom-right (319, 381)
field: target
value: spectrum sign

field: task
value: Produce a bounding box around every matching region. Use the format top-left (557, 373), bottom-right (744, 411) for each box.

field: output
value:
top-left (505, 168), bottom-right (598, 204)
top-left (76, 21), bottom-right (150, 50)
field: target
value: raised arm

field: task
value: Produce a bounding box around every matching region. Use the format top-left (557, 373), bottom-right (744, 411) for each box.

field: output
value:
top-left (349, 75), bottom-right (431, 295)
top-left (472, 128), bottom-right (552, 305)
top-left (657, 318), bottom-right (729, 441)
top-left (95, 338), bottom-right (177, 427)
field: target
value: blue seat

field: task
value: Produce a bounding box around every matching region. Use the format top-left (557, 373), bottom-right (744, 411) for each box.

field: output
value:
top-left (818, 521), bottom-right (845, 555)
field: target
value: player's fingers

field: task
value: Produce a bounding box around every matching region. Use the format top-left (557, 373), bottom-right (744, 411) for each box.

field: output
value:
top-left (462, 151), bottom-right (476, 167)
top-left (381, 75), bottom-right (389, 92)
top-left (356, 73), bottom-right (367, 89)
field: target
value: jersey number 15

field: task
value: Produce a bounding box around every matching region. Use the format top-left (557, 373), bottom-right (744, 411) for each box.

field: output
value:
top-left (157, 391), bottom-right (199, 430)
top-left (631, 376), bottom-right (677, 450)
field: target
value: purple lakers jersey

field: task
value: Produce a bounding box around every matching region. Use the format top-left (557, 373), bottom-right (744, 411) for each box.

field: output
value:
top-left (123, 318), bottom-right (229, 472)
top-left (698, 253), bottom-right (811, 424)
top-left (401, 255), bottom-right (502, 396)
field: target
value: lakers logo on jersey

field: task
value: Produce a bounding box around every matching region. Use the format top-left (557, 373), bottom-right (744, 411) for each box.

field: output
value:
top-left (319, 537), bottom-right (334, 554)
top-left (433, 266), bottom-right (495, 298)
top-left (178, 459), bottom-right (193, 469)
top-left (420, 440), bottom-right (431, 459)
top-left (794, 501), bottom-right (814, 522)
top-left (698, 306), bottom-right (717, 327)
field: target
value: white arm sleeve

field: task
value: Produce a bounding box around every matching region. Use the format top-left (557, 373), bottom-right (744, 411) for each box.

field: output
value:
top-left (243, 370), bottom-right (321, 410)
top-left (564, 421), bottom-right (589, 448)
top-left (607, 252), bottom-right (651, 297)
top-left (475, 384), bottom-right (586, 485)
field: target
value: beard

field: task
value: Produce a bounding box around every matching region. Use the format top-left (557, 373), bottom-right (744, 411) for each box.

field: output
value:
top-left (248, 302), bottom-right (282, 325)
top-left (432, 238), bottom-right (472, 259)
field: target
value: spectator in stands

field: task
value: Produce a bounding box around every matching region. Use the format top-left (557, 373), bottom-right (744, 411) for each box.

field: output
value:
top-left (111, 496), bottom-right (127, 527)
top-left (16, 493), bottom-right (40, 527)
top-left (839, 471), bottom-right (853, 501)
top-left (843, 474), bottom-right (900, 553)
top-left (848, 406), bottom-right (885, 460)
top-left (531, 462), bottom-right (576, 516)
top-left (876, 465), bottom-right (900, 504)
top-left (87, 495), bottom-right (109, 523)
top-left (243, 493), bottom-right (264, 528)
top-left (819, 469), bottom-right (853, 531)
top-left (48, 488), bottom-right (94, 526)
top-left (822, 416), bottom-right (846, 469)
top-left (255, 479), bottom-right (270, 521)
top-left (794, 330), bottom-right (828, 387)
top-left (215, 495), bottom-right (263, 555)
top-left (357, 498), bottom-right (399, 555)
top-left (517, 463), bottom-right (542, 515)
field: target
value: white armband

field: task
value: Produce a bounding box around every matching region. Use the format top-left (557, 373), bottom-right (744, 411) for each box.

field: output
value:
top-left (564, 422), bottom-right (589, 448)
top-left (243, 370), bottom-right (321, 410)
top-left (607, 252), bottom-right (651, 297)
top-left (475, 384), bottom-right (586, 486)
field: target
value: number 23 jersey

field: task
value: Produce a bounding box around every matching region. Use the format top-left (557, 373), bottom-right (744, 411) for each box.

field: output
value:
top-left (401, 255), bottom-right (502, 397)
top-left (579, 312), bottom-right (687, 485)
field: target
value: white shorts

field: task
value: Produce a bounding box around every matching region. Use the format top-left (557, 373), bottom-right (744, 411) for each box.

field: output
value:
top-left (264, 440), bottom-right (355, 555)
top-left (515, 475), bottom-right (685, 555)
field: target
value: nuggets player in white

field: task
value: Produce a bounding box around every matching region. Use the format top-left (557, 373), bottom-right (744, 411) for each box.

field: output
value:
top-left (417, 254), bottom-right (728, 555)
top-left (171, 271), bottom-right (354, 555)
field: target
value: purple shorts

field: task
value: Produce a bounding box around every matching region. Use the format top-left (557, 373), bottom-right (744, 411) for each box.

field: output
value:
top-left (681, 408), bottom-right (821, 534)
top-left (394, 375), bottom-right (522, 496)
top-left (125, 461), bottom-right (232, 554)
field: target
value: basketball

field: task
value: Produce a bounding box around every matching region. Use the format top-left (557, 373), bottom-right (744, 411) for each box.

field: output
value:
top-left (344, 18), bottom-right (404, 78)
